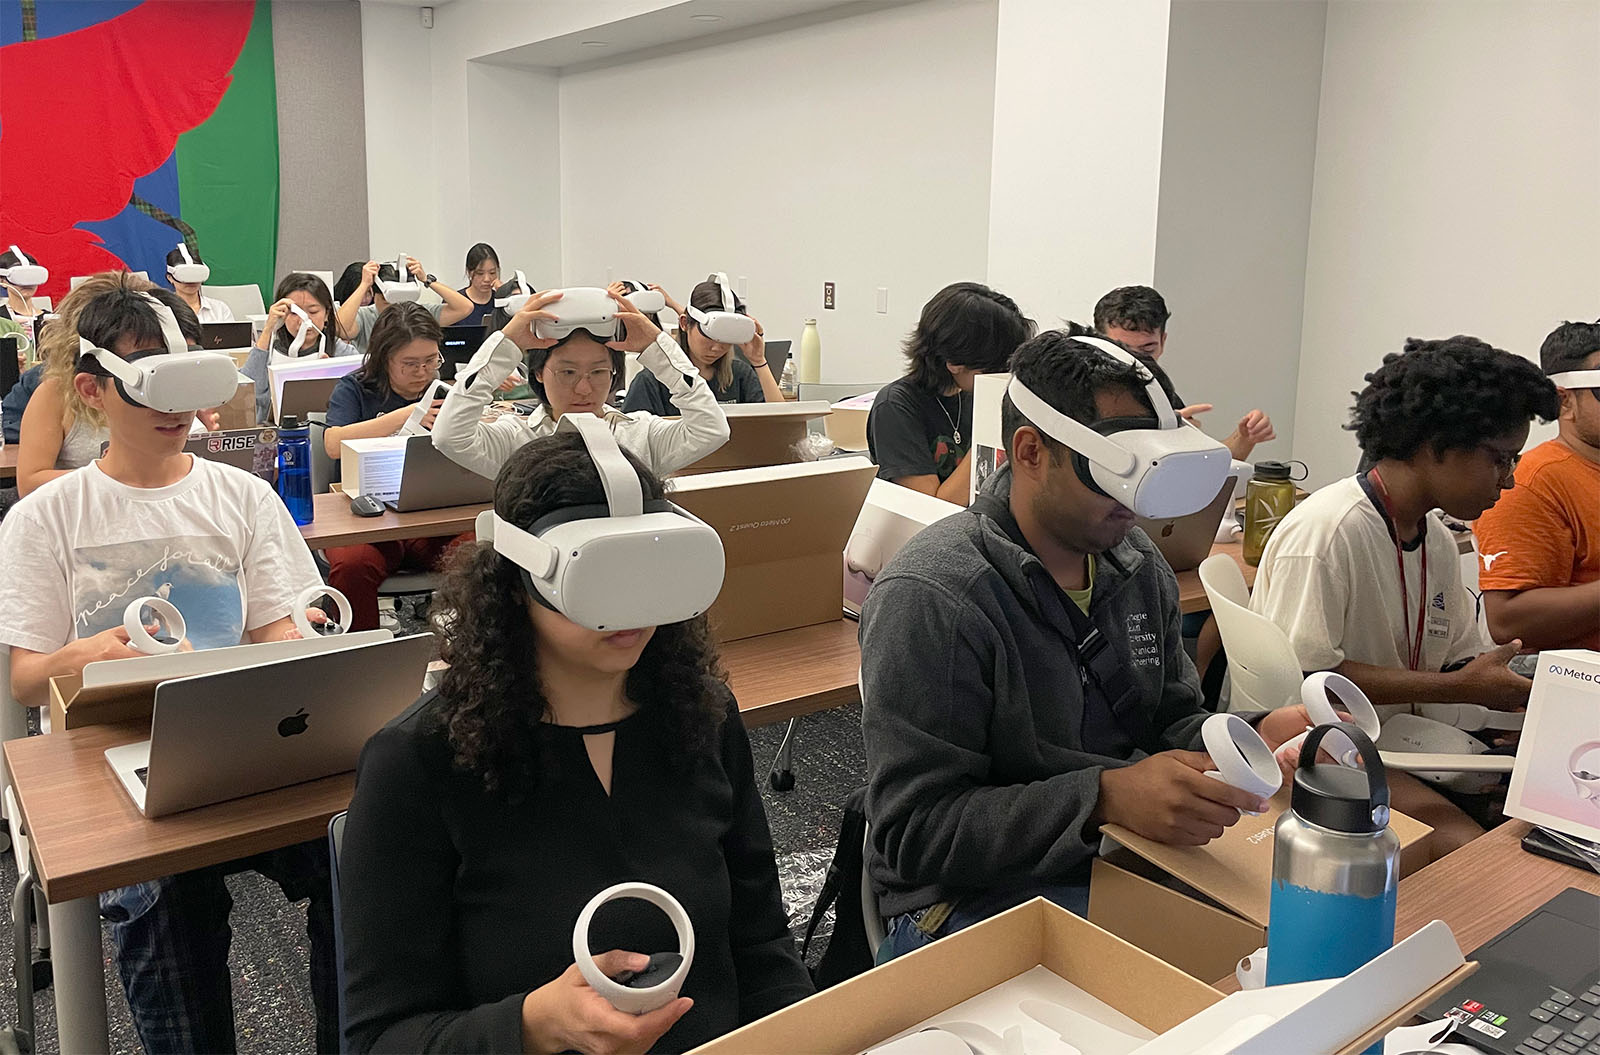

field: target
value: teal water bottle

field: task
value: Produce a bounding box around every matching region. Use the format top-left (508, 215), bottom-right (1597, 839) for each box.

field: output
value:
top-left (276, 414), bottom-right (314, 526)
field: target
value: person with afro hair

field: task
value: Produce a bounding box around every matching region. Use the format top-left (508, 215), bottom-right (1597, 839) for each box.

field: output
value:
top-left (1249, 335), bottom-right (1558, 859)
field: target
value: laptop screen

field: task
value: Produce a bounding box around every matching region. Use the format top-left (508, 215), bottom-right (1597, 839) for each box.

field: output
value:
top-left (440, 324), bottom-right (492, 381)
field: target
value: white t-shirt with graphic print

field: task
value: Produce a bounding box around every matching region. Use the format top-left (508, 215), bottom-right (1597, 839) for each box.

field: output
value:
top-left (0, 457), bottom-right (321, 656)
top-left (1249, 475), bottom-right (1490, 674)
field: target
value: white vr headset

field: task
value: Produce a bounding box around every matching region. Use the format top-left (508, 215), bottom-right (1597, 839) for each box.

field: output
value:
top-left (282, 302), bottom-right (325, 357)
top-left (167, 242), bottom-right (210, 284)
top-left (535, 286), bottom-right (621, 342)
top-left (377, 253), bottom-right (423, 303)
top-left (1571, 741), bottom-right (1600, 804)
top-left (1550, 370), bottom-right (1600, 390)
top-left (685, 272), bottom-right (756, 346)
top-left (0, 245), bottom-right (47, 287)
top-left (78, 294), bottom-right (239, 413)
top-left (1005, 334), bottom-right (1231, 519)
top-left (475, 414), bottom-right (725, 631)
top-left (494, 270), bottom-right (535, 315)
top-left (622, 280), bottom-right (666, 316)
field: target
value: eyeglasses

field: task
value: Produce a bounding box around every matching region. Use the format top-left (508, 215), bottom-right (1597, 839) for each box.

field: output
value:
top-left (395, 355), bottom-right (443, 374)
top-left (548, 367), bottom-right (615, 390)
top-left (1478, 444), bottom-right (1522, 477)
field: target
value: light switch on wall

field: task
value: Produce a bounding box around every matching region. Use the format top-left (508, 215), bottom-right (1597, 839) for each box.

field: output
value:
top-left (876, 287), bottom-right (889, 314)
top-left (737, 275), bottom-right (748, 297)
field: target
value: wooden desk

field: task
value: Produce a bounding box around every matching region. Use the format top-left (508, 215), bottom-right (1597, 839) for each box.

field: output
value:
top-left (723, 618), bottom-right (861, 728)
top-left (1176, 541), bottom-right (1255, 614)
top-left (5, 722), bottom-right (356, 1051)
top-left (0, 444), bottom-right (15, 484)
top-left (298, 491), bottom-right (485, 549)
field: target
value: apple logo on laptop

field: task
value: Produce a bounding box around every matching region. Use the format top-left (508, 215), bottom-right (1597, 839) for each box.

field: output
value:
top-left (277, 708), bottom-right (310, 738)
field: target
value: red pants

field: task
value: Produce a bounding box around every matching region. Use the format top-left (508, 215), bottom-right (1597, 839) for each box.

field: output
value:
top-left (324, 533), bottom-right (472, 631)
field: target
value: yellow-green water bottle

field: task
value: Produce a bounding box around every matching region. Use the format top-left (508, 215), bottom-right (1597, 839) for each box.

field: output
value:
top-left (1244, 461), bottom-right (1297, 566)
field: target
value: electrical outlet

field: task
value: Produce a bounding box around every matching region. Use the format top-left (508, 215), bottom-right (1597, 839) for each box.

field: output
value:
top-left (823, 281), bottom-right (836, 310)
top-left (737, 275), bottom-right (748, 297)
top-left (420, 6), bottom-right (434, 29)
top-left (876, 287), bottom-right (889, 314)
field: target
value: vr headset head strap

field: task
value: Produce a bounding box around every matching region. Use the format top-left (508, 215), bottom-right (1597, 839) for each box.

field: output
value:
top-left (176, 242), bottom-right (195, 267)
top-left (1065, 334), bottom-right (1178, 428)
top-left (712, 272), bottom-right (736, 313)
top-left (560, 413), bottom-right (644, 518)
top-left (6, 245), bottom-right (30, 268)
top-left (286, 302), bottom-right (322, 356)
top-left (1549, 369), bottom-right (1600, 390)
top-left (78, 293), bottom-right (189, 390)
top-left (1005, 376), bottom-right (1138, 477)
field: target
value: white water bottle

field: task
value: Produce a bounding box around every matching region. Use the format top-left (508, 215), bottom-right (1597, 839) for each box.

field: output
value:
top-left (798, 319), bottom-right (821, 385)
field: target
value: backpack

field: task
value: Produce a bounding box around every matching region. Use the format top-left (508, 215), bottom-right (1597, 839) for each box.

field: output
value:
top-left (800, 786), bottom-right (875, 988)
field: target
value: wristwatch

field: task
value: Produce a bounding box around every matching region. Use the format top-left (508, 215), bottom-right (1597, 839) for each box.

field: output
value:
top-left (424, 273), bottom-right (437, 286)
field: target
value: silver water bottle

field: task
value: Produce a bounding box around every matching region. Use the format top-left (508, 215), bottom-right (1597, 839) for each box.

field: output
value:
top-left (1266, 722), bottom-right (1400, 987)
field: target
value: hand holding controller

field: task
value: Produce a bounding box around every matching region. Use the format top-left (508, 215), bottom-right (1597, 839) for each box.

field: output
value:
top-left (122, 597), bottom-right (187, 655)
top-left (1201, 713), bottom-right (1283, 816)
top-left (572, 883), bottom-right (695, 1015)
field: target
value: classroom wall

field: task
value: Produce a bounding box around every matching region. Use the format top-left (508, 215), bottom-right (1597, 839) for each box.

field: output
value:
top-left (464, 62), bottom-right (563, 291)
top-left (557, 0), bottom-right (999, 386)
top-left (1151, 0), bottom-right (1327, 462)
top-left (361, 3), bottom-right (434, 274)
top-left (1292, 0), bottom-right (1600, 487)
top-left (273, 0), bottom-right (370, 286)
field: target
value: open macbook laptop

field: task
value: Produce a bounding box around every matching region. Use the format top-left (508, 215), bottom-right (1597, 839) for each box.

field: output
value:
top-left (105, 633), bottom-right (432, 818)
top-left (1133, 470), bottom-right (1244, 572)
top-left (386, 433), bottom-right (494, 512)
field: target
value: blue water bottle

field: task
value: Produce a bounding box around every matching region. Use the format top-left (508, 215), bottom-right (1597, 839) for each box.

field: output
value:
top-left (1267, 722), bottom-right (1399, 1025)
top-left (276, 414), bottom-right (314, 526)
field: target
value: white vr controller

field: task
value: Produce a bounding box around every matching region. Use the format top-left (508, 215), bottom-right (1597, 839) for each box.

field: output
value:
top-left (378, 254), bottom-right (423, 303)
top-left (400, 379), bottom-right (451, 436)
top-left (685, 272), bottom-right (756, 346)
top-left (121, 585), bottom-right (350, 655)
top-left (292, 585), bottom-right (352, 640)
top-left (1571, 741), bottom-right (1600, 804)
top-left (573, 883), bottom-right (695, 1015)
top-left (0, 245), bottom-right (47, 287)
top-left (1201, 713), bottom-right (1282, 815)
top-left (167, 242), bottom-right (210, 285)
top-left (1276, 671), bottom-right (1382, 770)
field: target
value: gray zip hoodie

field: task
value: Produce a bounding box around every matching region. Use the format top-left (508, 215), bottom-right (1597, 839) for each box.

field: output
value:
top-left (860, 466), bottom-right (1233, 917)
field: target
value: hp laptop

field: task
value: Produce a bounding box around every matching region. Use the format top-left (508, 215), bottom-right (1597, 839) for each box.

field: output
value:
top-left (185, 427), bottom-right (277, 482)
top-left (200, 321), bottom-right (252, 351)
top-left (105, 633), bottom-right (433, 818)
top-left (386, 434), bottom-right (494, 512)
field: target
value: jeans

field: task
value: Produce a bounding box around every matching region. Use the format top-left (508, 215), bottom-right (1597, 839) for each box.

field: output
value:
top-left (878, 881), bottom-right (1093, 963)
top-left (98, 839), bottom-right (339, 1054)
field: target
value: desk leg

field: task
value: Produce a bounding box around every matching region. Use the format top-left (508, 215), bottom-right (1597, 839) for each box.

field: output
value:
top-left (49, 896), bottom-right (109, 1053)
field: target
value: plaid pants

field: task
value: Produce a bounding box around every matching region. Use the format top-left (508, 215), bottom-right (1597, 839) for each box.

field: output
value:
top-left (97, 839), bottom-right (339, 1054)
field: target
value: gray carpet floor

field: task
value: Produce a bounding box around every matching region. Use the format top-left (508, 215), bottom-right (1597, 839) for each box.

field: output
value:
top-left (0, 700), bottom-right (866, 1054)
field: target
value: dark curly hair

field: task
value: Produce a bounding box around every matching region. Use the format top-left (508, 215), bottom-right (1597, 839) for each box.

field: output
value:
top-left (1348, 336), bottom-right (1559, 462)
top-left (903, 281), bottom-right (1034, 390)
top-left (1093, 285), bottom-right (1170, 335)
top-left (430, 432), bottom-right (727, 793)
top-left (1540, 320), bottom-right (1600, 376)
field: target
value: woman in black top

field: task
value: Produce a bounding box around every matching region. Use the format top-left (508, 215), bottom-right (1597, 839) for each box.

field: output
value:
top-left (621, 277), bottom-right (783, 416)
top-left (339, 433), bottom-right (813, 1054)
top-left (458, 242), bottom-right (501, 329)
top-left (866, 281), bottom-right (1033, 506)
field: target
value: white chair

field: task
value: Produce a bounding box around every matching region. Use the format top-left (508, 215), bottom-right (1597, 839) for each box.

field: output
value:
top-left (293, 270), bottom-right (336, 295)
top-left (1197, 554), bottom-right (1514, 781)
top-left (206, 283), bottom-right (266, 319)
top-left (31, 298), bottom-right (49, 312)
top-left (861, 826), bottom-right (886, 955)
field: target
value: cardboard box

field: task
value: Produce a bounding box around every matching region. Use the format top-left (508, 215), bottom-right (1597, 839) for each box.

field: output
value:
top-left (825, 391), bottom-right (876, 452)
top-left (216, 377), bottom-right (257, 432)
top-left (843, 478), bottom-right (964, 616)
top-left (690, 898), bottom-right (1222, 1054)
top-left (1505, 648), bottom-right (1600, 841)
top-left (1089, 789), bottom-right (1432, 984)
top-left (669, 457), bottom-right (876, 641)
top-left (340, 436), bottom-right (407, 499)
top-left (678, 401), bottom-right (832, 473)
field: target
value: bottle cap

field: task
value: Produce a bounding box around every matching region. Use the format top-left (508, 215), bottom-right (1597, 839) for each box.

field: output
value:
top-left (281, 414), bottom-right (300, 430)
top-left (1292, 722), bottom-right (1391, 833)
top-left (1253, 460), bottom-right (1292, 481)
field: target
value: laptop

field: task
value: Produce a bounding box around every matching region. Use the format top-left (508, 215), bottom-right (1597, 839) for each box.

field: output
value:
top-left (742, 339), bottom-right (790, 387)
top-left (1423, 888), bottom-right (1600, 1052)
top-left (200, 321), bottom-right (252, 351)
top-left (185, 427), bottom-right (277, 482)
top-left (386, 434), bottom-right (494, 512)
top-left (1134, 474), bottom-right (1240, 572)
top-left (104, 633), bottom-right (433, 818)
top-left (439, 323), bottom-right (492, 381)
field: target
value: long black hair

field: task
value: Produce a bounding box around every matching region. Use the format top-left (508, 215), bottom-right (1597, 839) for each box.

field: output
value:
top-left (903, 282), bottom-right (1033, 391)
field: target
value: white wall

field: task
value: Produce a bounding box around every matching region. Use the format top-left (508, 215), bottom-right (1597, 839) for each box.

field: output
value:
top-left (985, 0), bottom-right (1171, 329)
top-left (1293, 0), bottom-right (1600, 486)
top-left (361, 3), bottom-right (437, 269)
top-left (557, 0), bottom-right (999, 385)
top-left (1152, 0), bottom-right (1326, 461)
top-left (465, 62), bottom-right (562, 288)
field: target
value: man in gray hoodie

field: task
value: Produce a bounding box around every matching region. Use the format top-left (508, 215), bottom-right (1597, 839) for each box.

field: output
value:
top-left (861, 329), bottom-right (1316, 960)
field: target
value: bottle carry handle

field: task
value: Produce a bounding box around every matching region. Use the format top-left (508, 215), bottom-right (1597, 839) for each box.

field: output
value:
top-left (1298, 721), bottom-right (1390, 820)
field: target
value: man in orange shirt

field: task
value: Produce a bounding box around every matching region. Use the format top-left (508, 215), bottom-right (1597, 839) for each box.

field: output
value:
top-left (1474, 321), bottom-right (1600, 651)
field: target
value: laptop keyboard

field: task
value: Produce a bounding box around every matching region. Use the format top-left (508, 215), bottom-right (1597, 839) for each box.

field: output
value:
top-left (1518, 984), bottom-right (1600, 1054)
top-left (134, 767), bottom-right (149, 787)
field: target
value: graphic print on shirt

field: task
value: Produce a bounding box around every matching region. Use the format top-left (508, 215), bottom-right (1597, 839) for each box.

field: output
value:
top-left (1125, 611), bottom-right (1161, 668)
top-left (1426, 591), bottom-right (1449, 640)
top-left (73, 536), bottom-right (244, 650)
top-left (1481, 550), bottom-right (1508, 571)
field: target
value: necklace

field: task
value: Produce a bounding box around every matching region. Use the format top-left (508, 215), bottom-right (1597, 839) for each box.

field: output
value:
top-left (938, 391), bottom-right (962, 445)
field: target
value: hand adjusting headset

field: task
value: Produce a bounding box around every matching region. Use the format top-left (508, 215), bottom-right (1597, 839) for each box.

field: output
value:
top-left (474, 413), bottom-right (725, 631)
top-left (122, 585), bottom-right (351, 655)
top-left (684, 273), bottom-right (756, 346)
top-left (1005, 334), bottom-right (1231, 519)
top-left (377, 253), bottom-right (423, 303)
top-left (78, 294), bottom-right (240, 413)
top-left (0, 246), bottom-right (47, 287)
top-left (167, 243), bottom-right (210, 284)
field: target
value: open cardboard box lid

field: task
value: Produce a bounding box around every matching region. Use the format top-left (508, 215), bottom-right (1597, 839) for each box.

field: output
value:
top-left (1099, 788), bottom-right (1432, 926)
top-left (690, 898), bottom-right (1221, 1054)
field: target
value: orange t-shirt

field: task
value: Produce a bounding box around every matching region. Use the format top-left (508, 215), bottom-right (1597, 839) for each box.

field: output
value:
top-left (1474, 439), bottom-right (1600, 649)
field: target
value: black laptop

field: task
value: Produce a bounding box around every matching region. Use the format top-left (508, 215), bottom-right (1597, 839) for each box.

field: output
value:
top-left (1424, 888), bottom-right (1600, 1052)
top-left (439, 323), bottom-right (492, 381)
top-left (200, 321), bottom-right (252, 350)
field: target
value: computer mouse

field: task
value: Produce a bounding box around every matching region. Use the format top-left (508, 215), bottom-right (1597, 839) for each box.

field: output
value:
top-left (350, 494), bottom-right (385, 518)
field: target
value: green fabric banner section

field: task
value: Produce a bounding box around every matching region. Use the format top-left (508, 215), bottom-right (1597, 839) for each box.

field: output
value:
top-left (175, 0), bottom-right (278, 303)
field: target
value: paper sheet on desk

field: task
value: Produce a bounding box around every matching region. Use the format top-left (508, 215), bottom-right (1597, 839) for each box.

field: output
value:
top-left (342, 436), bottom-right (407, 501)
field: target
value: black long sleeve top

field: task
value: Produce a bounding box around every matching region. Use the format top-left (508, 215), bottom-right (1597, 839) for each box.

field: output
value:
top-left (339, 689), bottom-right (813, 1053)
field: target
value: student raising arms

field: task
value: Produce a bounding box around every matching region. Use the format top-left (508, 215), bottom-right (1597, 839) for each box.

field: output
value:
top-left (622, 276), bottom-right (783, 414)
top-left (164, 241), bottom-right (235, 323)
top-left (459, 242), bottom-right (501, 329)
top-left (322, 303), bottom-right (470, 631)
top-left (336, 255), bottom-right (475, 354)
top-left (243, 272), bottom-right (358, 423)
top-left (339, 430), bottom-right (812, 1053)
top-left (432, 288), bottom-right (729, 479)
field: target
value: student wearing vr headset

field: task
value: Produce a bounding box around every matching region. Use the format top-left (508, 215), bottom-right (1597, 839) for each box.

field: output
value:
top-left (1473, 321), bottom-right (1600, 652)
top-left (164, 241), bottom-right (235, 323)
top-left (0, 284), bottom-right (341, 1053)
top-left (0, 245), bottom-right (48, 347)
top-left (433, 286), bottom-right (730, 480)
top-left (1251, 337), bottom-right (1560, 856)
top-left (1093, 285), bottom-right (1275, 461)
top-left (335, 255), bottom-right (476, 354)
top-left (859, 330), bottom-right (1321, 960)
top-left (459, 242), bottom-right (502, 329)
top-left (868, 282), bottom-right (1035, 506)
top-left (623, 274), bottom-right (784, 415)
top-left (243, 272), bottom-right (358, 423)
top-left (339, 423), bottom-right (812, 1053)
top-left (323, 303), bottom-right (474, 630)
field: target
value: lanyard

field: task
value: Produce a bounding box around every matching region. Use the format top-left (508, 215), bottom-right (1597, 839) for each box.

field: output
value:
top-left (1366, 468), bottom-right (1427, 671)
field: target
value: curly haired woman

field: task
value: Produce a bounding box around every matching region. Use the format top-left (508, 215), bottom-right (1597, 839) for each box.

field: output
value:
top-left (337, 432), bottom-right (812, 1054)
